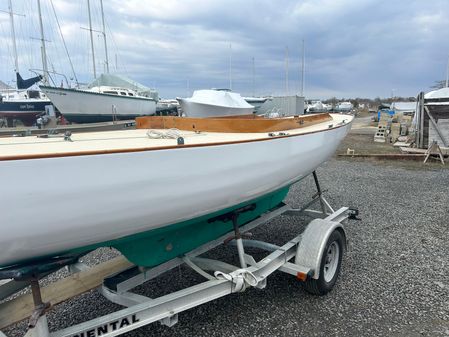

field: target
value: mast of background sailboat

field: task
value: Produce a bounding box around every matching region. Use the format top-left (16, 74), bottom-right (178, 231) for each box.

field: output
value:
top-left (446, 55), bottom-right (449, 88)
top-left (100, 0), bottom-right (109, 73)
top-left (37, 0), bottom-right (49, 84)
top-left (252, 57), bottom-right (255, 97)
top-left (87, 0), bottom-right (96, 78)
top-left (285, 46), bottom-right (289, 96)
top-left (7, 0), bottom-right (19, 74)
top-left (300, 39), bottom-right (305, 96)
top-left (229, 43), bottom-right (232, 90)
top-left (285, 46), bottom-right (290, 115)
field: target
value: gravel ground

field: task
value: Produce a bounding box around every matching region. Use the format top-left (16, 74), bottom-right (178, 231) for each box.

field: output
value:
top-left (3, 159), bottom-right (449, 337)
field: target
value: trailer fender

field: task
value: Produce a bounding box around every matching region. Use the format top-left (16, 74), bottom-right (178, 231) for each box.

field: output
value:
top-left (294, 218), bottom-right (347, 280)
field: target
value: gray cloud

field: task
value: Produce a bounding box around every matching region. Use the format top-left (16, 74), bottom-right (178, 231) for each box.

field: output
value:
top-left (1, 0), bottom-right (448, 99)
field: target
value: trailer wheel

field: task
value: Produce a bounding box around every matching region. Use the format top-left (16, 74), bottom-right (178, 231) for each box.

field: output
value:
top-left (302, 229), bottom-right (344, 296)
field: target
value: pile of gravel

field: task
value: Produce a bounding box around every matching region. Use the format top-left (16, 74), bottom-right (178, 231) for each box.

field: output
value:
top-left (4, 159), bottom-right (449, 337)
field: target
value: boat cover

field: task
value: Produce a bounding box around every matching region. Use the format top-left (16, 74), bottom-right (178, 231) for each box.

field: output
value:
top-left (88, 74), bottom-right (159, 100)
top-left (425, 87), bottom-right (449, 99)
top-left (188, 90), bottom-right (254, 108)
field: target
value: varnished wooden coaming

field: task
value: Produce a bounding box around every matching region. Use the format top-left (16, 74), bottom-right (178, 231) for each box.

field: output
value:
top-left (136, 113), bottom-right (332, 133)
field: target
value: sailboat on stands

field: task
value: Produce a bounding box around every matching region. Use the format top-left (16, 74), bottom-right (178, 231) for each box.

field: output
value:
top-left (40, 0), bottom-right (157, 123)
top-left (0, 0), bottom-right (55, 127)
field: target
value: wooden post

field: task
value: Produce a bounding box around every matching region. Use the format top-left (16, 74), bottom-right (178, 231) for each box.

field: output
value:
top-left (424, 141), bottom-right (445, 164)
top-left (425, 106), bottom-right (448, 147)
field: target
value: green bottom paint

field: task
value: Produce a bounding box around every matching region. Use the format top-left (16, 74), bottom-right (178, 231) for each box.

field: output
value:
top-left (112, 186), bottom-right (290, 267)
top-left (1, 186), bottom-right (290, 270)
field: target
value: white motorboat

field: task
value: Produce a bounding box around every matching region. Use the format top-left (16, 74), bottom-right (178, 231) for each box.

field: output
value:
top-left (177, 89), bottom-right (255, 117)
top-left (243, 96), bottom-right (270, 111)
top-left (307, 100), bottom-right (325, 112)
top-left (335, 101), bottom-right (354, 113)
top-left (40, 83), bottom-right (157, 123)
top-left (0, 112), bottom-right (353, 269)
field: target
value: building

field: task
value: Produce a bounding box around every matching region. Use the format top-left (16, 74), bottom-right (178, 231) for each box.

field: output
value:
top-left (414, 88), bottom-right (449, 148)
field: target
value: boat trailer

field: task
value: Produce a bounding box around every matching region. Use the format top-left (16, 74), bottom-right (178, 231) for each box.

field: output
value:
top-left (0, 171), bottom-right (359, 337)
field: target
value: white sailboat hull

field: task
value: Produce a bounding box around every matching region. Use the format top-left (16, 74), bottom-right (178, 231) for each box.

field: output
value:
top-left (41, 86), bottom-right (156, 123)
top-left (0, 116), bottom-right (352, 268)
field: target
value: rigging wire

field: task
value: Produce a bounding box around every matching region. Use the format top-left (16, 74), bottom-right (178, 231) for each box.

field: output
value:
top-left (49, 0), bottom-right (78, 86)
top-left (105, 19), bottom-right (128, 74)
top-left (0, 18), bottom-right (13, 81)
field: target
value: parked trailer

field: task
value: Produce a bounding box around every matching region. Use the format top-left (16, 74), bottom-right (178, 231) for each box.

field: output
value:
top-left (0, 171), bottom-right (358, 337)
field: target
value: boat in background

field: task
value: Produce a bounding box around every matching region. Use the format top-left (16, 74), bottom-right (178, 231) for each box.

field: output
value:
top-left (335, 101), bottom-right (354, 113)
top-left (307, 100), bottom-right (325, 112)
top-left (243, 96), bottom-right (270, 111)
top-left (177, 89), bottom-right (255, 117)
top-left (0, 112), bottom-right (353, 269)
top-left (0, 1), bottom-right (55, 127)
top-left (41, 74), bottom-right (158, 123)
top-left (40, 0), bottom-right (159, 124)
top-left (0, 74), bottom-right (52, 126)
top-left (156, 98), bottom-right (179, 115)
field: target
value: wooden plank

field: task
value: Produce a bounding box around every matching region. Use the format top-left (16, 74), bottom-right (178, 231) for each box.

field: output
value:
top-left (425, 106), bottom-right (448, 147)
top-left (0, 255), bottom-right (134, 329)
top-left (135, 113), bottom-right (332, 133)
top-left (400, 146), bottom-right (449, 155)
top-left (338, 153), bottom-right (425, 160)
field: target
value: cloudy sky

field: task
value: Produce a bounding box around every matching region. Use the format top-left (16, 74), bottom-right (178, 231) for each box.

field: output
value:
top-left (1, 0), bottom-right (449, 99)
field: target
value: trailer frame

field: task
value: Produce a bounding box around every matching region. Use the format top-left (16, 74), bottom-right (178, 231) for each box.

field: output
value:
top-left (0, 171), bottom-right (359, 337)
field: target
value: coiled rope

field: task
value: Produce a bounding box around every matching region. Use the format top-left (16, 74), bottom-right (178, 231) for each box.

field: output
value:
top-left (214, 269), bottom-right (259, 292)
top-left (146, 128), bottom-right (181, 139)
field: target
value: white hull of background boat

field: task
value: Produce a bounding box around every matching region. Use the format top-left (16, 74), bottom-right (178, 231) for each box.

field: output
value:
top-left (40, 86), bottom-right (157, 123)
top-left (178, 99), bottom-right (255, 117)
top-left (0, 114), bottom-right (352, 268)
top-left (178, 89), bottom-right (255, 117)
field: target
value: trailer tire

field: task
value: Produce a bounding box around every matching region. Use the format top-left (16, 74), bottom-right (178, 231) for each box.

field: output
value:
top-left (302, 229), bottom-right (344, 296)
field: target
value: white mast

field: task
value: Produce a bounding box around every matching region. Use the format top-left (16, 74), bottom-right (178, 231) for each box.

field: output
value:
top-left (285, 46), bottom-right (290, 115)
top-left (7, 0), bottom-right (19, 74)
top-left (300, 39), bottom-right (305, 96)
top-left (100, 0), bottom-right (109, 73)
top-left (252, 57), bottom-right (255, 97)
top-left (87, 0), bottom-right (96, 78)
top-left (37, 0), bottom-right (49, 84)
top-left (285, 46), bottom-right (289, 96)
top-left (446, 55), bottom-right (449, 88)
top-left (229, 43), bottom-right (232, 90)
